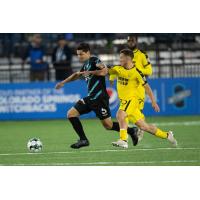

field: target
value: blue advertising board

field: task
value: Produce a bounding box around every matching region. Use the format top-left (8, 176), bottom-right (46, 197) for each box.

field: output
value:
top-left (0, 78), bottom-right (200, 120)
top-left (143, 78), bottom-right (200, 116)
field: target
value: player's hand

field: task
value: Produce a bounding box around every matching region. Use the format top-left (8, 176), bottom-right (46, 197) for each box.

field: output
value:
top-left (152, 102), bottom-right (160, 112)
top-left (55, 82), bottom-right (64, 90)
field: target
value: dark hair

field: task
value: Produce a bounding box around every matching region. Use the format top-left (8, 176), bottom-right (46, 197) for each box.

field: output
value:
top-left (127, 34), bottom-right (138, 42)
top-left (120, 49), bottom-right (134, 59)
top-left (77, 43), bottom-right (90, 52)
top-left (57, 34), bottom-right (66, 41)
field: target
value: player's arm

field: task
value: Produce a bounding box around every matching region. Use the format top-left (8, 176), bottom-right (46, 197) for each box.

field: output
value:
top-left (136, 70), bottom-right (160, 112)
top-left (108, 65), bottom-right (118, 86)
top-left (91, 63), bottom-right (108, 76)
top-left (80, 63), bottom-right (108, 76)
top-left (108, 65), bottom-right (119, 75)
top-left (143, 63), bottom-right (152, 76)
top-left (109, 74), bottom-right (117, 86)
top-left (55, 71), bottom-right (82, 89)
top-left (144, 83), bottom-right (160, 112)
top-left (141, 52), bottom-right (153, 76)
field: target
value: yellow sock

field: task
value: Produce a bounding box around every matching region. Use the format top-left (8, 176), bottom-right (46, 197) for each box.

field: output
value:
top-left (120, 129), bottom-right (128, 141)
top-left (155, 128), bottom-right (168, 139)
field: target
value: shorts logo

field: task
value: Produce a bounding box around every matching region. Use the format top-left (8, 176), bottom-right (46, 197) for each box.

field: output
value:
top-left (120, 99), bottom-right (128, 105)
top-left (101, 108), bottom-right (107, 116)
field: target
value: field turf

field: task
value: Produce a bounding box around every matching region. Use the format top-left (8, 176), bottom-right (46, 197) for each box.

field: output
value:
top-left (0, 116), bottom-right (200, 166)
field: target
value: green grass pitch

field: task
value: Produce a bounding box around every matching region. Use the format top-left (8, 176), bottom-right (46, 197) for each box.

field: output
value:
top-left (0, 116), bottom-right (200, 166)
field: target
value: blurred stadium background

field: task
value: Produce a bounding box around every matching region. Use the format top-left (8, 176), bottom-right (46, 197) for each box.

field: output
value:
top-left (1, 33), bottom-right (200, 119)
top-left (0, 33), bottom-right (200, 165)
top-left (1, 33), bottom-right (200, 82)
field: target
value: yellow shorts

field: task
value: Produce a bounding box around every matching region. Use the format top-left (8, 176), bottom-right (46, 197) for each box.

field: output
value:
top-left (138, 97), bottom-right (145, 110)
top-left (136, 84), bottom-right (145, 110)
top-left (119, 98), bottom-right (145, 124)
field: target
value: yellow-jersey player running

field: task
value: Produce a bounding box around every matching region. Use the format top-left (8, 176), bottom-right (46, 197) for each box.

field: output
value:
top-left (110, 35), bottom-right (152, 111)
top-left (110, 35), bottom-right (152, 141)
top-left (109, 49), bottom-right (177, 149)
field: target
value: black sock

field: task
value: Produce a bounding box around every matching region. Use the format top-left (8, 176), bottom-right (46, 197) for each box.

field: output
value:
top-left (127, 127), bottom-right (138, 135)
top-left (111, 121), bottom-right (137, 135)
top-left (111, 122), bottom-right (120, 132)
top-left (68, 117), bottom-right (88, 140)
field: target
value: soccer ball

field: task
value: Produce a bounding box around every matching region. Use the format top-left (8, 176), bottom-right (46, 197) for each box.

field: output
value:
top-left (27, 138), bottom-right (43, 152)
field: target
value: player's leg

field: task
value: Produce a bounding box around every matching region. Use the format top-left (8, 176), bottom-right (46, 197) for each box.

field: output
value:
top-left (135, 119), bottom-right (177, 146)
top-left (112, 98), bottom-right (140, 147)
top-left (112, 109), bottom-right (129, 148)
top-left (94, 98), bottom-right (138, 146)
top-left (67, 107), bottom-right (88, 141)
top-left (117, 109), bottom-right (128, 140)
top-left (136, 98), bottom-right (145, 141)
top-left (100, 117), bottom-right (138, 146)
top-left (101, 115), bottom-right (127, 138)
top-left (67, 99), bottom-right (91, 149)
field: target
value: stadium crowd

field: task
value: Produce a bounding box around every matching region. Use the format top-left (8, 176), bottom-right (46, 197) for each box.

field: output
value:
top-left (0, 33), bottom-right (200, 82)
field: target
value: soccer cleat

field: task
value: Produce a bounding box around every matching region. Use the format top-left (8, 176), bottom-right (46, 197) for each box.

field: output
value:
top-left (137, 128), bottom-right (144, 142)
top-left (70, 139), bottom-right (90, 149)
top-left (128, 127), bottom-right (138, 146)
top-left (112, 139), bottom-right (128, 148)
top-left (167, 131), bottom-right (177, 147)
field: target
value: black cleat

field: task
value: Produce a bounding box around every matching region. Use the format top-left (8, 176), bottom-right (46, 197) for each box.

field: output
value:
top-left (128, 127), bottom-right (138, 146)
top-left (70, 140), bottom-right (90, 149)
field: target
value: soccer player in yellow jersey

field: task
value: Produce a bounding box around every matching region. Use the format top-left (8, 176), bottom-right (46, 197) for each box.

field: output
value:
top-left (110, 35), bottom-right (152, 110)
top-left (127, 35), bottom-right (152, 109)
top-left (110, 35), bottom-right (153, 141)
top-left (109, 49), bottom-right (177, 148)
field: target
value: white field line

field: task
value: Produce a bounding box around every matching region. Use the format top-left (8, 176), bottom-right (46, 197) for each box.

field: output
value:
top-left (0, 147), bottom-right (199, 156)
top-left (0, 121), bottom-right (199, 157)
top-left (0, 160), bottom-right (199, 166)
top-left (154, 120), bottom-right (200, 126)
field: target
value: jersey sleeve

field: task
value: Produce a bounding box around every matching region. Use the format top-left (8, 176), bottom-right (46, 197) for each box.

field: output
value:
top-left (136, 68), bottom-right (148, 86)
top-left (95, 57), bottom-right (101, 64)
top-left (108, 66), bottom-right (119, 75)
top-left (94, 57), bottom-right (106, 70)
top-left (141, 52), bottom-right (153, 76)
top-left (109, 74), bottom-right (118, 81)
top-left (80, 66), bottom-right (85, 72)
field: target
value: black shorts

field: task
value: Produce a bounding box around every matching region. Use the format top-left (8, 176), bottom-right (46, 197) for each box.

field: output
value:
top-left (74, 96), bottom-right (111, 120)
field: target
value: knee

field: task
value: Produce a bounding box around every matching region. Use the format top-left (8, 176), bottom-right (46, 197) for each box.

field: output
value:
top-left (67, 108), bottom-right (78, 119)
top-left (67, 110), bottom-right (72, 119)
top-left (102, 120), bottom-right (113, 130)
top-left (116, 112), bottom-right (125, 122)
top-left (103, 123), bottom-right (112, 130)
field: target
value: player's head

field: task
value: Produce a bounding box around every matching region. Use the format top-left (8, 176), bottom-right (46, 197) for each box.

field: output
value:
top-left (57, 34), bottom-right (66, 47)
top-left (32, 34), bottom-right (42, 46)
top-left (120, 49), bottom-right (134, 67)
top-left (127, 34), bottom-right (138, 50)
top-left (77, 43), bottom-right (91, 62)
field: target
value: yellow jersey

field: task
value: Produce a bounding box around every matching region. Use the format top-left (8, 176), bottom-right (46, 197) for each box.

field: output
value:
top-left (109, 65), bottom-right (147, 100)
top-left (109, 48), bottom-right (152, 109)
top-left (133, 49), bottom-right (152, 75)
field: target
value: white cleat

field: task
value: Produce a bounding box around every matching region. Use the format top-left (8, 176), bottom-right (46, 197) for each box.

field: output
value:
top-left (167, 131), bottom-right (177, 147)
top-left (112, 139), bottom-right (128, 149)
top-left (137, 128), bottom-right (144, 142)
